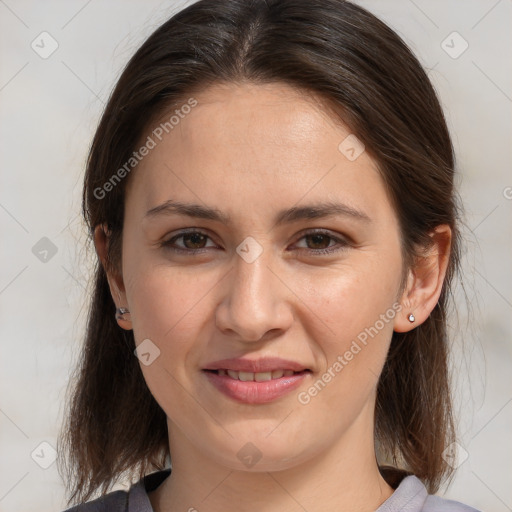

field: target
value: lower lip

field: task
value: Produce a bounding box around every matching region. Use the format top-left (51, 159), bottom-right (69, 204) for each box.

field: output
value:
top-left (203, 370), bottom-right (310, 404)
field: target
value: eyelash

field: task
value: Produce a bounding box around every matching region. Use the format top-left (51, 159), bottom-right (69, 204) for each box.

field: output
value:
top-left (159, 228), bottom-right (350, 256)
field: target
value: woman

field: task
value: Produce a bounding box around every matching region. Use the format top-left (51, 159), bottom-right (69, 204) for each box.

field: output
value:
top-left (58, 0), bottom-right (480, 510)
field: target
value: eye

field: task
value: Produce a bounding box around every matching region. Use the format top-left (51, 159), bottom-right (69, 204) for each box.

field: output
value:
top-left (293, 229), bottom-right (350, 255)
top-left (160, 229), bottom-right (218, 253)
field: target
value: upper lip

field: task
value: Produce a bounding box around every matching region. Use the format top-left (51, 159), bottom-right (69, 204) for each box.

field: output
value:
top-left (203, 357), bottom-right (310, 373)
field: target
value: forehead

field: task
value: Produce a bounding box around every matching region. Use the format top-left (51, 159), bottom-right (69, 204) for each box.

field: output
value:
top-left (171, 82), bottom-right (348, 160)
top-left (125, 82), bottom-right (391, 223)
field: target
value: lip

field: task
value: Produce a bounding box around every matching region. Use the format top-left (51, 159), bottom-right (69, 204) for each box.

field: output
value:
top-left (203, 369), bottom-right (310, 404)
top-left (203, 357), bottom-right (310, 373)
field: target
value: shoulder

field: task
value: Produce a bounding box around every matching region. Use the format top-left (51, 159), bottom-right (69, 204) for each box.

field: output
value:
top-left (60, 469), bottom-right (172, 512)
top-left (423, 494), bottom-right (481, 512)
top-left (61, 489), bottom-right (128, 512)
top-left (376, 474), bottom-right (481, 512)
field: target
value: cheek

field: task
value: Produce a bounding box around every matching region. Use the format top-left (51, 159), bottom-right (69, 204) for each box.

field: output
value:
top-left (300, 251), bottom-right (401, 334)
top-left (127, 264), bottom-right (220, 343)
top-left (295, 255), bottom-right (401, 396)
top-left (125, 265), bottom-right (218, 421)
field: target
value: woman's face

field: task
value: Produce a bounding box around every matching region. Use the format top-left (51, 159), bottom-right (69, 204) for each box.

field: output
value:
top-left (118, 82), bottom-right (406, 470)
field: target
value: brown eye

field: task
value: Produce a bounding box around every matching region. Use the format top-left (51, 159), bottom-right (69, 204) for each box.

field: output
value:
top-left (182, 232), bottom-right (208, 249)
top-left (304, 233), bottom-right (332, 250)
top-left (293, 229), bottom-right (350, 255)
top-left (161, 230), bottom-right (217, 253)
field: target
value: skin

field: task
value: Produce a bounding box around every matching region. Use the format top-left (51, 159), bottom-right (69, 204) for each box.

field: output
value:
top-left (95, 82), bottom-right (451, 512)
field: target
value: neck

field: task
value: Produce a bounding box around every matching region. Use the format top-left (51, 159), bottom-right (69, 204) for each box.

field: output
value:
top-left (149, 403), bottom-right (394, 512)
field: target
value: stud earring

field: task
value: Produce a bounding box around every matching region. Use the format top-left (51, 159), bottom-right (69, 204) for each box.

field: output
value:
top-left (408, 313), bottom-right (415, 323)
top-left (116, 307), bottom-right (131, 321)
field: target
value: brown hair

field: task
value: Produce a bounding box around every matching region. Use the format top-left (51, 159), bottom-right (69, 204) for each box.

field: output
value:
top-left (58, 0), bottom-right (461, 504)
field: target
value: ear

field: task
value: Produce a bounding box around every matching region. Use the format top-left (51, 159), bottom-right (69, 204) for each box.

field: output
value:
top-left (394, 225), bottom-right (452, 333)
top-left (94, 224), bottom-right (132, 331)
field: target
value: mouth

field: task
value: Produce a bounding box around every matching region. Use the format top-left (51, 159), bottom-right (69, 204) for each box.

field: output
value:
top-left (203, 368), bottom-right (312, 381)
top-left (201, 357), bottom-right (313, 403)
top-left (203, 368), bottom-right (312, 404)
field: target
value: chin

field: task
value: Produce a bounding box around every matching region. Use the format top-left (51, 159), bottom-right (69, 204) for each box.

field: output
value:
top-left (203, 435), bottom-right (315, 473)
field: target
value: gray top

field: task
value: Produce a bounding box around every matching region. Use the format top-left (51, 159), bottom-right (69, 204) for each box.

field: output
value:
top-left (63, 469), bottom-right (481, 512)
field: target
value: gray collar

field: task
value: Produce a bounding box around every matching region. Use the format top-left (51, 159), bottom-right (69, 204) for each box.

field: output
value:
top-left (127, 471), bottom-right (430, 512)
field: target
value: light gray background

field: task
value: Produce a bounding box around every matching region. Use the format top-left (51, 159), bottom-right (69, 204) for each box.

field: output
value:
top-left (0, 1), bottom-right (511, 510)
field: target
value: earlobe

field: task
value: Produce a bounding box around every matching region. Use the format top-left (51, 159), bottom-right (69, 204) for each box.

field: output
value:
top-left (393, 225), bottom-right (452, 333)
top-left (115, 306), bottom-right (132, 326)
top-left (394, 271), bottom-right (417, 333)
top-left (93, 224), bottom-right (133, 331)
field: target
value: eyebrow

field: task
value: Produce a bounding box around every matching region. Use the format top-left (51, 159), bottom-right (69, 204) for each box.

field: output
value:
top-left (143, 199), bottom-right (371, 226)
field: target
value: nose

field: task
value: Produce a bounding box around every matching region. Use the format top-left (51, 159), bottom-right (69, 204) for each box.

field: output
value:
top-left (215, 247), bottom-right (294, 343)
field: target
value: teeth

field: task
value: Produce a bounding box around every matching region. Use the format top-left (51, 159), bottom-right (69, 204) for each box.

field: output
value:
top-left (238, 371), bottom-right (253, 382)
top-left (227, 369), bottom-right (238, 379)
top-left (255, 372), bottom-right (272, 381)
top-left (218, 369), bottom-right (301, 381)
